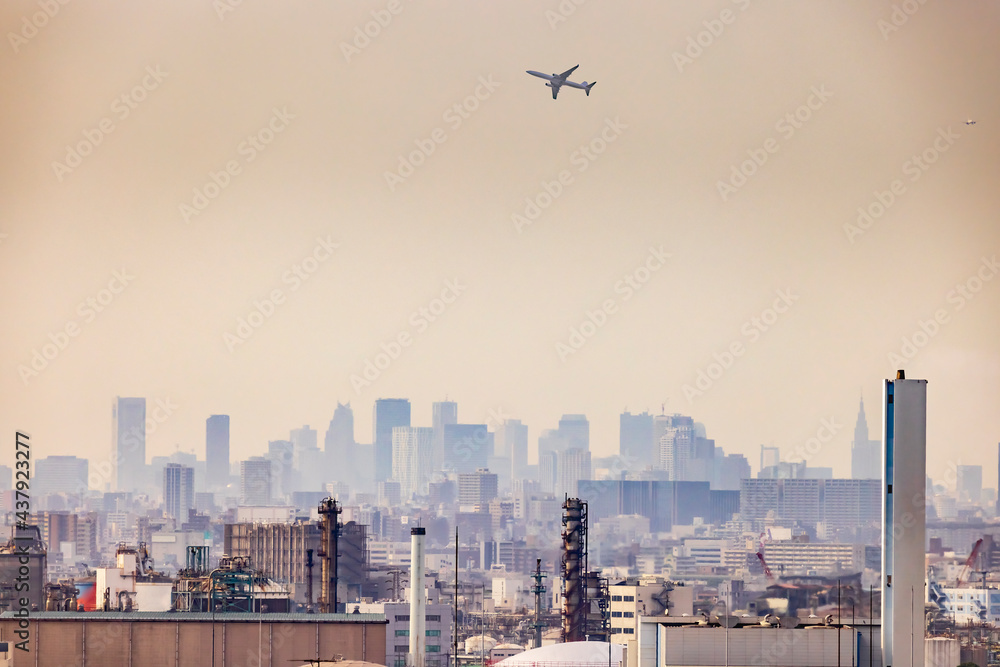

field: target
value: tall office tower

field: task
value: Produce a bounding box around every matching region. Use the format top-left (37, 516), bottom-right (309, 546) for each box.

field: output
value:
top-left (657, 415), bottom-right (694, 480)
top-left (205, 415), bottom-right (230, 490)
top-left (458, 469), bottom-right (499, 505)
top-left (373, 399), bottom-right (411, 482)
top-left (392, 426), bottom-right (434, 500)
top-left (324, 403), bottom-right (356, 473)
top-left (557, 414), bottom-right (590, 451)
top-left (290, 425), bottom-right (318, 471)
top-left (240, 457), bottom-right (272, 506)
top-left (266, 440), bottom-right (295, 500)
top-left (881, 371), bottom-right (926, 667)
top-left (34, 456), bottom-right (89, 498)
top-left (759, 445), bottom-right (780, 475)
top-left (956, 465), bottom-right (983, 503)
top-left (163, 463), bottom-right (194, 521)
top-left (851, 397), bottom-right (881, 479)
top-left (620, 411), bottom-right (654, 468)
top-left (556, 448), bottom-right (591, 498)
top-left (443, 423), bottom-right (492, 474)
top-left (497, 419), bottom-right (529, 480)
top-left (539, 450), bottom-right (558, 494)
top-left (112, 397), bottom-right (146, 493)
top-left (432, 400), bottom-right (458, 471)
top-left (537, 428), bottom-right (568, 462)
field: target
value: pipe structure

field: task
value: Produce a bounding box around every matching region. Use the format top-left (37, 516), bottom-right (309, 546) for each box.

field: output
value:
top-left (318, 497), bottom-right (342, 613)
top-left (409, 527), bottom-right (427, 667)
top-left (561, 497), bottom-right (587, 642)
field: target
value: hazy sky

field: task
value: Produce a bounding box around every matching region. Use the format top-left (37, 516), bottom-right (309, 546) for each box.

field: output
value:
top-left (2, 1), bottom-right (998, 487)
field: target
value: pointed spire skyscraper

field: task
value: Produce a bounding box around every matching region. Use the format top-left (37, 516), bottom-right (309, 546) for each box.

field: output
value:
top-left (851, 395), bottom-right (880, 479)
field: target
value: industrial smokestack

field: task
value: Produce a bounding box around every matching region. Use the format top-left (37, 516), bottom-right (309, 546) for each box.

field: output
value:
top-left (409, 527), bottom-right (426, 667)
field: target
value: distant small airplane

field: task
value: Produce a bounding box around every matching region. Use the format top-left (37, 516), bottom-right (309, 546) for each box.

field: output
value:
top-left (525, 65), bottom-right (596, 100)
top-left (965, 118), bottom-right (976, 125)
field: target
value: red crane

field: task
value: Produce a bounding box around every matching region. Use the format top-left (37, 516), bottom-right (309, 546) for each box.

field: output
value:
top-left (957, 538), bottom-right (983, 586)
top-left (757, 552), bottom-right (774, 580)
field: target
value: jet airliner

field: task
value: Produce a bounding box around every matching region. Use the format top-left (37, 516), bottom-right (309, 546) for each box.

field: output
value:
top-left (526, 65), bottom-right (596, 100)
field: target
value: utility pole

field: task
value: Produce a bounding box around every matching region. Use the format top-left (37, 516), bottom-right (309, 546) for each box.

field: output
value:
top-left (454, 527), bottom-right (459, 667)
top-left (530, 558), bottom-right (547, 649)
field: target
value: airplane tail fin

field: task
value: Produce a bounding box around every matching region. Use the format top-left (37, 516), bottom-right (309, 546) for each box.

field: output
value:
top-left (585, 81), bottom-right (596, 96)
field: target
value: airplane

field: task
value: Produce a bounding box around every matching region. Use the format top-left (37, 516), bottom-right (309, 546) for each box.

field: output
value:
top-left (525, 65), bottom-right (596, 100)
top-left (965, 118), bottom-right (976, 125)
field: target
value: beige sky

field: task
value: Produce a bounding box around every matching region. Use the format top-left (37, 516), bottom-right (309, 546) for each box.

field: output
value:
top-left (1, 0), bottom-right (998, 486)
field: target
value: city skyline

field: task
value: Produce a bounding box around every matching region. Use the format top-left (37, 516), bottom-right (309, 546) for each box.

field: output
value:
top-left (2, 1), bottom-right (998, 484)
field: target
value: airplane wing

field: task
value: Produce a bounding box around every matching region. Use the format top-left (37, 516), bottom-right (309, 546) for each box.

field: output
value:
top-left (558, 64), bottom-right (579, 79)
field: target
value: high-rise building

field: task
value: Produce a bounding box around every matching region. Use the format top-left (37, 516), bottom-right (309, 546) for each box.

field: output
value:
top-left (882, 372), bottom-right (926, 667)
top-left (458, 469), bottom-right (499, 506)
top-left (240, 457), bottom-right (272, 506)
top-left (557, 414), bottom-right (590, 451)
top-left (759, 445), bottom-right (780, 475)
top-left (432, 400), bottom-right (458, 472)
top-left (112, 397), bottom-right (146, 493)
top-left (443, 423), bottom-right (492, 474)
top-left (537, 429), bottom-right (567, 462)
top-left (556, 448), bottom-right (591, 498)
top-left (266, 440), bottom-right (294, 500)
top-left (496, 419), bottom-right (528, 481)
top-left (620, 411), bottom-right (654, 468)
top-left (34, 456), bottom-right (89, 498)
top-left (206, 415), bottom-right (230, 490)
top-left (324, 403), bottom-right (356, 473)
top-left (163, 463), bottom-right (194, 521)
top-left (851, 397), bottom-right (880, 479)
top-left (956, 465), bottom-right (983, 504)
top-left (290, 425), bottom-right (318, 472)
top-left (656, 414), bottom-right (694, 480)
top-left (374, 399), bottom-right (411, 482)
top-left (392, 426), bottom-right (434, 500)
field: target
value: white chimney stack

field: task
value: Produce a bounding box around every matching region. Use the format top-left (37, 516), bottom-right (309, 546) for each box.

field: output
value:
top-left (409, 527), bottom-right (426, 667)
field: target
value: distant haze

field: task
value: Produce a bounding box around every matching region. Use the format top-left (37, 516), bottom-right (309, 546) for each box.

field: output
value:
top-left (1, 1), bottom-right (998, 484)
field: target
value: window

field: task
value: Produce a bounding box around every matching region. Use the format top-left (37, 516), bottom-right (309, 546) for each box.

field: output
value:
top-left (395, 659), bottom-right (407, 667)
top-left (395, 615), bottom-right (410, 622)
top-left (427, 630), bottom-right (441, 637)
top-left (611, 595), bottom-right (623, 602)
top-left (395, 646), bottom-right (409, 653)
top-left (611, 611), bottom-right (622, 618)
top-left (623, 595), bottom-right (635, 602)
top-left (427, 645), bottom-right (441, 653)
top-left (625, 628), bottom-right (634, 635)
top-left (426, 615), bottom-right (441, 621)
top-left (623, 611), bottom-right (634, 618)
top-left (395, 630), bottom-right (409, 637)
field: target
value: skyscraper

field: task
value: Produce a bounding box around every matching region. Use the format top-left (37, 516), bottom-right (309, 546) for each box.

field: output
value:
top-left (112, 397), bottom-right (146, 493)
top-left (432, 400), bottom-right (458, 471)
top-left (882, 371), bottom-right (926, 667)
top-left (497, 419), bottom-right (528, 481)
top-left (34, 456), bottom-right (89, 498)
top-left (620, 411), bottom-right (654, 467)
top-left (851, 397), bottom-right (880, 479)
top-left (759, 445), bottom-right (780, 475)
top-left (392, 426), bottom-right (434, 499)
top-left (443, 423), bottom-right (492, 474)
top-left (266, 440), bottom-right (294, 500)
top-left (240, 457), bottom-right (272, 506)
top-left (656, 414), bottom-right (694, 480)
top-left (163, 463), bottom-right (194, 521)
top-left (956, 465), bottom-right (983, 504)
top-left (557, 414), bottom-right (589, 451)
top-left (324, 403), bottom-right (356, 473)
top-left (205, 415), bottom-right (230, 490)
top-left (373, 399), bottom-right (411, 482)
top-left (556, 448), bottom-right (591, 498)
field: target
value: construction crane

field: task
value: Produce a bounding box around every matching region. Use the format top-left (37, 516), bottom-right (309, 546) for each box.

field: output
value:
top-left (756, 552), bottom-right (774, 581)
top-left (957, 538), bottom-right (983, 586)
